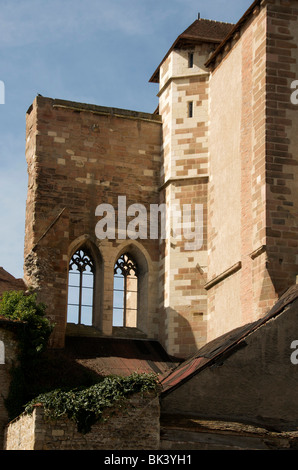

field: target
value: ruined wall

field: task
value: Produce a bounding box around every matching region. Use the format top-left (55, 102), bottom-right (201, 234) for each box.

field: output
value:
top-left (22, 1), bottom-right (298, 355)
top-left (158, 44), bottom-right (211, 358)
top-left (0, 321), bottom-right (20, 449)
top-left (5, 393), bottom-right (160, 450)
top-left (24, 96), bottom-right (162, 348)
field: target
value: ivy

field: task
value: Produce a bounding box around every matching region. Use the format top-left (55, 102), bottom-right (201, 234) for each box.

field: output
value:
top-left (0, 291), bottom-right (159, 434)
top-left (0, 290), bottom-right (54, 419)
top-left (0, 290), bottom-right (54, 358)
top-left (24, 372), bottom-right (159, 434)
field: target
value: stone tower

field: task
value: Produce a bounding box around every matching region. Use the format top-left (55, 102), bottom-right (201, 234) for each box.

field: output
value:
top-left (149, 17), bottom-right (234, 356)
top-left (23, 0), bottom-right (298, 358)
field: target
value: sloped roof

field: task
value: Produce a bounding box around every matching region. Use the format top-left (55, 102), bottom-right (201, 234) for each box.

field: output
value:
top-left (205, 0), bottom-right (262, 68)
top-left (149, 18), bottom-right (234, 83)
top-left (0, 267), bottom-right (26, 296)
top-left (161, 284), bottom-right (298, 395)
top-left (64, 334), bottom-right (180, 378)
top-left (182, 18), bottom-right (235, 42)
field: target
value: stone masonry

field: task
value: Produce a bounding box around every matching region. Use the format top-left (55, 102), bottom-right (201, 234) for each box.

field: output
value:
top-left (0, 319), bottom-right (20, 448)
top-left (22, 0), bottom-right (298, 358)
top-left (24, 99), bottom-right (162, 349)
top-left (4, 393), bottom-right (160, 450)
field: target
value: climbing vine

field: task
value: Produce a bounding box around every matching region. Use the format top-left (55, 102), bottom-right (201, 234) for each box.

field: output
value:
top-left (0, 290), bottom-right (53, 358)
top-left (0, 290), bottom-right (54, 419)
top-left (24, 372), bottom-right (159, 433)
top-left (0, 291), bottom-right (159, 434)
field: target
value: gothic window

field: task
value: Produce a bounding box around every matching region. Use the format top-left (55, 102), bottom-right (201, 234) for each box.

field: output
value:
top-left (67, 248), bottom-right (94, 326)
top-left (113, 253), bottom-right (138, 328)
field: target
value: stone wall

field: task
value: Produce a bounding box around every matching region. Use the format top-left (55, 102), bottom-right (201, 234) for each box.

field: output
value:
top-left (205, 1), bottom-right (298, 342)
top-left (24, 96), bottom-right (162, 349)
top-left (265, 0), bottom-right (298, 296)
top-left (158, 43), bottom-right (210, 358)
top-left (0, 320), bottom-right (20, 449)
top-left (22, 1), bottom-right (298, 357)
top-left (4, 393), bottom-right (160, 450)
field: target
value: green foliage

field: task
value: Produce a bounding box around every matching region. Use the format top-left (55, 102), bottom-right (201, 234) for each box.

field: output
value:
top-left (24, 372), bottom-right (158, 434)
top-left (0, 290), bottom-right (54, 358)
top-left (0, 290), bottom-right (54, 419)
top-left (0, 292), bottom-right (158, 434)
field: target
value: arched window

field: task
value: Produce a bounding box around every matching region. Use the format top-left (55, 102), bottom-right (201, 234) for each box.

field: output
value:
top-left (67, 248), bottom-right (94, 326)
top-left (113, 253), bottom-right (138, 327)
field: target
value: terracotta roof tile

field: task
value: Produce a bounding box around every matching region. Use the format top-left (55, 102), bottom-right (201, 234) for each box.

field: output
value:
top-left (205, 0), bottom-right (261, 68)
top-left (149, 18), bottom-right (234, 83)
top-left (0, 267), bottom-right (26, 296)
top-left (64, 335), bottom-right (180, 379)
top-left (181, 18), bottom-right (234, 42)
top-left (161, 284), bottom-right (298, 395)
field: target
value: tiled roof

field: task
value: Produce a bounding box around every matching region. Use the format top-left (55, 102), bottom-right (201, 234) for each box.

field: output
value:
top-left (0, 267), bottom-right (26, 296)
top-left (205, 0), bottom-right (261, 68)
top-left (161, 284), bottom-right (298, 395)
top-left (182, 18), bottom-right (235, 42)
top-left (149, 18), bottom-right (234, 83)
top-left (64, 334), bottom-right (180, 379)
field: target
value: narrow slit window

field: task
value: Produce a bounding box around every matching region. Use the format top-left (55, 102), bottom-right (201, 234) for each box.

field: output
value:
top-left (188, 101), bottom-right (193, 118)
top-left (188, 52), bottom-right (194, 68)
top-left (67, 249), bottom-right (94, 326)
top-left (113, 253), bottom-right (138, 328)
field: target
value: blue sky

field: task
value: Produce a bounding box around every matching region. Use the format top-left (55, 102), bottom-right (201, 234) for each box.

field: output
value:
top-left (0, 0), bottom-right (253, 279)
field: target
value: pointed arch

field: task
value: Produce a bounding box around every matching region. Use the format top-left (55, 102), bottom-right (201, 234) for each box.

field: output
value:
top-left (67, 247), bottom-right (94, 325)
top-left (113, 241), bottom-right (150, 334)
top-left (113, 253), bottom-right (138, 328)
top-left (67, 237), bottom-right (103, 327)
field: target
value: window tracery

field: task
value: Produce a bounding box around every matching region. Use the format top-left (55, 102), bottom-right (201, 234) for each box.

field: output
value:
top-left (113, 253), bottom-right (138, 328)
top-left (67, 249), bottom-right (94, 325)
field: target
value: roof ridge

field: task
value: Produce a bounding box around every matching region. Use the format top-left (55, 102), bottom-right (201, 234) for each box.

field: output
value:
top-left (198, 18), bottom-right (235, 26)
top-left (160, 284), bottom-right (298, 395)
top-left (149, 16), bottom-right (235, 83)
top-left (205, 0), bottom-right (262, 68)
